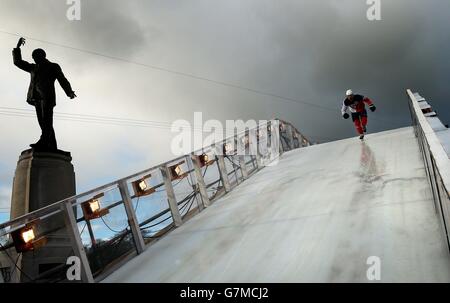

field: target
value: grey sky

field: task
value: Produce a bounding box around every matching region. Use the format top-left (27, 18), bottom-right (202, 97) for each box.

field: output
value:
top-left (0, 0), bottom-right (449, 217)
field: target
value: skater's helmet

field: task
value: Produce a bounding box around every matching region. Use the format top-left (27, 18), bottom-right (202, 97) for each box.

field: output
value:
top-left (346, 89), bottom-right (353, 96)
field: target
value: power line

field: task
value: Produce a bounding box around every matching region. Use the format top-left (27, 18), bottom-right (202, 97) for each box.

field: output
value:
top-left (0, 106), bottom-right (267, 132)
top-left (0, 108), bottom-right (395, 144)
top-left (0, 29), bottom-right (400, 140)
top-left (0, 110), bottom-right (362, 142)
top-left (0, 106), bottom-right (237, 132)
top-left (0, 30), bottom-right (329, 110)
top-left (0, 106), bottom-right (396, 142)
top-left (0, 29), bottom-right (396, 125)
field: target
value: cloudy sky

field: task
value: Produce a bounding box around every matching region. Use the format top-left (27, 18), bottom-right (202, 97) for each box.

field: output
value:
top-left (0, 0), bottom-right (449, 222)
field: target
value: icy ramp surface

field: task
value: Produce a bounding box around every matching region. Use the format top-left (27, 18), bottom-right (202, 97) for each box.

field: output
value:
top-left (105, 127), bottom-right (450, 282)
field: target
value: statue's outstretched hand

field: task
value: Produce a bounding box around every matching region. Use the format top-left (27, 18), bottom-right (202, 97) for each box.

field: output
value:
top-left (69, 91), bottom-right (77, 99)
top-left (16, 37), bottom-right (26, 48)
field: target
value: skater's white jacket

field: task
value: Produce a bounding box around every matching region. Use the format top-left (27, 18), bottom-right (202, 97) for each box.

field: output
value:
top-left (341, 94), bottom-right (374, 115)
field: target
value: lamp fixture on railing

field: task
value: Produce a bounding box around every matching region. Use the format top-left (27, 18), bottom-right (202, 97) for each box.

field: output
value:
top-left (198, 153), bottom-right (214, 168)
top-left (169, 161), bottom-right (189, 181)
top-left (11, 220), bottom-right (47, 253)
top-left (132, 174), bottom-right (155, 197)
top-left (223, 143), bottom-right (234, 155)
top-left (241, 135), bottom-right (250, 148)
top-left (81, 193), bottom-right (109, 220)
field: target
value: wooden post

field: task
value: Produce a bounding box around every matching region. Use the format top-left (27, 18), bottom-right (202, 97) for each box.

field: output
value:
top-left (61, 200), bottom-right (94, 283)
top-left (215, 144), bottom-right (231, 192)
top-left (237, 134), bottom-right (248, 179)
top-left (278, 121), bottom-right (285, 154)
top-left (270, 120), bottom-right (281, 162)
top-left (160, 165), bottom-right (183, 226)
top-left (285, 124), bottom-right (294, 150)
top-left (249, 128), bottom-right (262, 168)
top-left (190, 154), bottom-right (210, 208)
top-left (118, 180), bottom-right (146, 254)
top-left (85, 219), bottom-right (96, 246)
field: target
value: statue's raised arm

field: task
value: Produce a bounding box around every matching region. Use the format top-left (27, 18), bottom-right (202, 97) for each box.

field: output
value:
top-left (13, 37), bottom-right (33, 72)
top-left (12, 37), bottom-right (76, 151)
top-left (17, 37), bottom-right (26, 48)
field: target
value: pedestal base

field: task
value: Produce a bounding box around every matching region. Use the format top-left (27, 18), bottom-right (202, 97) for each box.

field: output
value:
top-left (10, 148), bottom-right (76, 281)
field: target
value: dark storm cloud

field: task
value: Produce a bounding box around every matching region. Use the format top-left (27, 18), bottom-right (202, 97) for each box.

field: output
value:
top-left (0, 0), bottom-right (148, 59)
top-left (63, 0), bottom-right (149, 58)
top-left (3, 0), bottom-right (448, 129)
top-left (245, 0), bottom-right (450, 128)
top-left (1, 0), bottom-right (450, 216)
top-left (305, 1), bottom-right (443, 109)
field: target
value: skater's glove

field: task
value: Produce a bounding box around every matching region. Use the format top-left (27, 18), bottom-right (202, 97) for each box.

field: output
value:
top-left (342, 113), bottom-right (349, 119)
top-left (369, 105), bottom-right (376, 112)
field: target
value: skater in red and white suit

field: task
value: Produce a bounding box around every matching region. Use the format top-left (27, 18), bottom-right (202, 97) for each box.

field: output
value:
top-left (341, 89), bottom-right (376, 140)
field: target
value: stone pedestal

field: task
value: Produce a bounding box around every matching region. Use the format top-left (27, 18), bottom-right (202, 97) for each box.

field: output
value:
top-left (10, 149), bottom-right (76, 282)
top-left (11, 149), bottom-right (75, 217)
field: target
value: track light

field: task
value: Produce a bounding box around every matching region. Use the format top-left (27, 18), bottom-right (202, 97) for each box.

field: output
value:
top-left (169, 161), bottom-right (188, 181)
top-left (82, 193), bottom-right (109, 220)
top-left (223, 143), bottom-right (234, 155)
top-left (89, 199), bottom-right (100, 213)
top-left (198, 153), bottom-right (214, 167)
top-left (257, 129), bottom-right (267, 139)
top-left (240, 135), bottom-right (249, 148)
top-left (22, 228), bottom-right (35, 243)
top-left (132, 174), bottom-right (155, 197)
top-left (11, 221), bottom-right (47, 253)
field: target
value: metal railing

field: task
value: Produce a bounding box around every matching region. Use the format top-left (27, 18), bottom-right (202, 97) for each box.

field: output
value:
top-left (407, 89), bottom-right (450, 252)
top-left (0, 119), bottom-right (311, 283)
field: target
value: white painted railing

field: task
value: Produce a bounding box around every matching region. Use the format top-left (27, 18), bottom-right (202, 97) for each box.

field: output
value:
top-left (407, 89), bottom-right (450, 252)
top-left (0, 119), bottom-right (311, 283)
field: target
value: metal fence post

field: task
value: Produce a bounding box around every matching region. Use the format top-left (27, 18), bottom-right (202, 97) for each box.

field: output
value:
top-left (299, 135), bottom-right (306, 147)
top-left (249, 128), bottom-right (262, 168)
top-left (215, 144), bottom-right (231, 192)
top-left (190, 154), bottom-right (210, 208)
top-left (160, 165), bottom-right (183, 226)
top-left (285, 124), bottom-right (294, 150)
top-left (270, 120), bottom-right (281, 162)
top-left (292, 133), bottom-right (299, 148)
top-left (118, 180), bottom-right (146, 254)
top-left (278, 121), bottom-right (285, 154)
top-left (60, 200), bottom-right (94, 283)
top-left (257, 124), bottom-right (269, 167)
top-left (237, 134), bottom-right (248, 179)
top-left (85, 220), bottom-right (96, 247)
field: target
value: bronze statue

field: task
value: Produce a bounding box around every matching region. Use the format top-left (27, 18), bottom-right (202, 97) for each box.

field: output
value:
top-left (13, 37), bottom-right (76, 151)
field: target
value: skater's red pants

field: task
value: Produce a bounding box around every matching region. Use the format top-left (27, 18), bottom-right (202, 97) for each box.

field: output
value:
top-left (351, 111), bottom-right (368, 135)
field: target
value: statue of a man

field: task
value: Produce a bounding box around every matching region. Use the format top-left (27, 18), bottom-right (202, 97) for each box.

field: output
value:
top-left (13, 37), bottom-right (76, 151)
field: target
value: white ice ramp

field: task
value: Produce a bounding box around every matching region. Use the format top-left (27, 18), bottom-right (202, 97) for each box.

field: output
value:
top-left (104, 127), bottom-right (450, 282)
